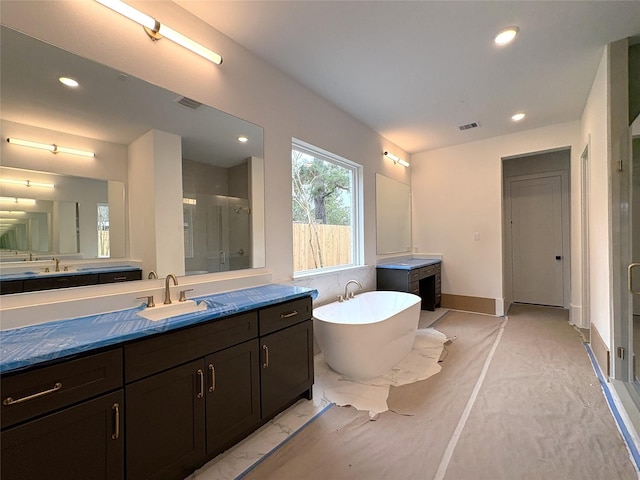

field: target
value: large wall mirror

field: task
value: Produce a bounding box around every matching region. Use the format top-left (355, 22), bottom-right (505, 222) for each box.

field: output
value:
top-left (0, 26), bottom-right (265, 279)
top-left (376, 173), bottom-right (412, 255)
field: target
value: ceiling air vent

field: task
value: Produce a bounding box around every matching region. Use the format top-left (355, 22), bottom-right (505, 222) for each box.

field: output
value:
top-left (458, 122), bottom-right (479, 131)
top-left (174, 96), bottom-right (202, 109)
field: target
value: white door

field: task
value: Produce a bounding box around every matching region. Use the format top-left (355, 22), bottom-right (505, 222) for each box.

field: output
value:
top-left (509, 175), bottom-right (564, 306)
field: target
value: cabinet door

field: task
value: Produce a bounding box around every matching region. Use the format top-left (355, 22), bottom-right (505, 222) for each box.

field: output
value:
top-left (260, 320), bottom-right (314, 420)
top-left (205, 339), bottom-right (260, 457)
top-left (126, 360), bottom-right (205, 480)
top-left (1, 390), bottom-right (124, 480)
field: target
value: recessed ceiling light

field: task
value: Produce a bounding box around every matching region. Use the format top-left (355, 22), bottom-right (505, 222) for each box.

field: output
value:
top-left (494, 27), bottom-right (519, 46)
top-left (237, 136), bottom-right (248, 143)
top-left (511, 112), bottom-right (526, 121)
top-left (59, 77), bottom-right (79, 87)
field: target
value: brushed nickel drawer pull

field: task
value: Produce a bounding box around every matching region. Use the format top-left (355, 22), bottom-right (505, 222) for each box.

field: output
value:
top-left (208, 364), bottom-right (215, 393)
top-left (197, 369), bottom-right (204, 399)
top-left (3, 382), bottom-right (62, 405)
top-left (280, 310), bottom-right (298, 319)
top-left (113, 276), bottom-right (127, 281)
top-left (262, 344), bottom-right (269, 368)
top-left (112, 403), bottom-right (120, 440)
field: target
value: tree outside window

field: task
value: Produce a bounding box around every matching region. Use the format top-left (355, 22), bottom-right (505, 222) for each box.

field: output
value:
top-left (292, 141), bottom-right (360, 273)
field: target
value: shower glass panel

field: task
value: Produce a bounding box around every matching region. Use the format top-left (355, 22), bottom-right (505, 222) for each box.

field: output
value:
top-left (184, 193), bottom-right (251, 275)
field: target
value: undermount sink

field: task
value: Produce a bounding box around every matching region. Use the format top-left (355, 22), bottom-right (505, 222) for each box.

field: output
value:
top-left (136, 300), bottom-right (207, 321)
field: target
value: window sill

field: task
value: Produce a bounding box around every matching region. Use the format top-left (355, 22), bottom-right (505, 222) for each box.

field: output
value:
top-left (293, 264), bottom-right (369, 280)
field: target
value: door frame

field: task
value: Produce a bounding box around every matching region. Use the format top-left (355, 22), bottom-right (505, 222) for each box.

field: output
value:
top-left (581, 142), bottom-right (591, 330)
top-left (503, 168), bottom-right (571, 309)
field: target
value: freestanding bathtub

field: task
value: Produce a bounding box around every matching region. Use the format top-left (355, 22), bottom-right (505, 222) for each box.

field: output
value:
top-left (313, 291), bottom-right (422, 379)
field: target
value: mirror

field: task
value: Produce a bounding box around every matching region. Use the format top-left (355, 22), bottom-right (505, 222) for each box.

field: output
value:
top-left (376, 173), bottom-right (411, 254)
top-left (0, 166), bottom-right (125, 260)
top-left (0, 26), bottom-right (265, 277)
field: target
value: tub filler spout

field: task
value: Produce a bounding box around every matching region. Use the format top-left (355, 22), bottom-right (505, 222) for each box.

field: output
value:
top-left (343, 279), bottom-right (363, 300)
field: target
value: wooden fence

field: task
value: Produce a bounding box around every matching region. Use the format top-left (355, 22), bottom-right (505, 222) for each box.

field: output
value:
top-left (293, 223), bottom-right (351, 272)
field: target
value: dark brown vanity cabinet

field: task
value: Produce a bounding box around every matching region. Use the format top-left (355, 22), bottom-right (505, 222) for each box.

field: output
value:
top-left (259, 297), bottom-right (314, 420)
top-left (0, 349), bottom-right (124, 480)
top-left (0, 293), bottom-right (314, 479)
top-left (377, 262), bottom-right (442, 311)
top-left (1, 268), bottom-right (142, 295)
top-left (124, 312), bottom-right (261, 480)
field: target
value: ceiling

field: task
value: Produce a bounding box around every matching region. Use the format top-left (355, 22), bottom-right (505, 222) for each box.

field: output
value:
top-left (176, 0), bottom-right (640, 154)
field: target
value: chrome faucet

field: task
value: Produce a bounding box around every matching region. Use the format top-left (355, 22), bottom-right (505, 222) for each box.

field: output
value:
top-left (164, 274), bottom-right (178, 304)
top-left (343, 279), bottom-right (363, 300)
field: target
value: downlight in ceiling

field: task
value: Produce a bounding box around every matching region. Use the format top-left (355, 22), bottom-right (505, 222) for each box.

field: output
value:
top-left (458, 122), bottom-right (479, 131)
top-left (174, 96), bottom-right (202, 109)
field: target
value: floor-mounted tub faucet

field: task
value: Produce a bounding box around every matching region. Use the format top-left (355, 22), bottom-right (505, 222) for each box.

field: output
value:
top-left (164, 274), bottom-right (178, 304)
top-left (344, 279), bottom-right (363, 300)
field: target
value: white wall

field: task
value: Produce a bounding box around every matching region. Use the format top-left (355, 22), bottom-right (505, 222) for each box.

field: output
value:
top-left (580, 48), bottom-right (612, 345)
top-left (1, 1), bottom-right (409, 310)
top-left (411, 121), bottom-right (581, 318)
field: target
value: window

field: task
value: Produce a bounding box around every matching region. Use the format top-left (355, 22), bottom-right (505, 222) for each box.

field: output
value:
top-left (292, 139), bottom-right (362, 275)
top-left (97, 204), bottom-right (109, 258)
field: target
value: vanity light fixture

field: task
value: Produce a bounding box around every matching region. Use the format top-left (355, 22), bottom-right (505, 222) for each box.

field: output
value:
top-left (511, 112), bottom-right (526, 121)
top-left (494, 27), bottom-right (519, 46)
top-left (237, 136), bottom-right (249, 143)
top-left (96, 0), bottom-right (223, 65)
top-left (183, 198), bottom-right (197, 205)
top-left (0, 197), bottom-right (37, 205)
top-left (384, 151), bottom-right (410, 168)
top-left (0, 178), bottom-right (55, 189)
top-left (6, 138), bottom-right (95, 158)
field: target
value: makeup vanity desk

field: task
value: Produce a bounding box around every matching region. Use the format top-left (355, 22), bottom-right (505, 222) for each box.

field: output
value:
top-left (376, 258), bottom-right (441, 311)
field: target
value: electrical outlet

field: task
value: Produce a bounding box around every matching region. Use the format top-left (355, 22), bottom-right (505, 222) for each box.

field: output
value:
top-left (473, 232), bottom-right (480, 241)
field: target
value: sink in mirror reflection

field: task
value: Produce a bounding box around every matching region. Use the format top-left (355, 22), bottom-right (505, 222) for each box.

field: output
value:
top-left (0, 25), bottom-right (265, 291)
top-left (136, 300), bottom-right (207, 321)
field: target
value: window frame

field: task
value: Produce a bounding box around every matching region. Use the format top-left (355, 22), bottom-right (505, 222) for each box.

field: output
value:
top-left (292, 138), bottom-right (363, 278)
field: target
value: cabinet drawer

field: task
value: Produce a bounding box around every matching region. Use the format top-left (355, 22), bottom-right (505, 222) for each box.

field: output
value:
top-left (259, 297), bottom-right (312, 336)
top-left (409, 281), bottom-right (420, 295)
top-left (98, 270), bottom-right (142, 284)
top-left (124, 312), bottom-right (258, 383)
top-left (22, 273), bottom-right (99, 292)
top-left (1, 349), bottom-right (123, 429)
top-left (0, 280), bottom-right (23, 295)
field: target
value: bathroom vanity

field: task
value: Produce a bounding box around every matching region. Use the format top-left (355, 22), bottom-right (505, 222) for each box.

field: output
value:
top-left (0, 284), bottom-right (315, 480)
top-left (0, 266), bottom-right (142, 295)
top-left (376, 259), bottom-right (441, 311)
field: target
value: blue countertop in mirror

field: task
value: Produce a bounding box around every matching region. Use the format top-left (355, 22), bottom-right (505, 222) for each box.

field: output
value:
top-left (0, 266), bottom-right (141, 281)
top-left (376, 258), bottom-right (441, 270)
top-left (0, 284), bottom-right (317, 374)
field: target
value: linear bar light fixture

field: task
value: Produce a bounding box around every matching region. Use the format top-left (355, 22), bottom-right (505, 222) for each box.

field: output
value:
top-left (7, 138), bottom-right (95, 158)
top-left (0, 197), bottom-right (37, 205)
top-left (384, 151), bottom-right (410, 168)
top-left (96, 0), bottom-right (223, 65)
top-left (0, 178), bottom-right (55, 189)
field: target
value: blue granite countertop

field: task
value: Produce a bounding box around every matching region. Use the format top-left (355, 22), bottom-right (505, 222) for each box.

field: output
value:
top-left (0, 284), bottom-right (317, 374)
top-left (376, 258), bottom-right (441, 270)
top-left (0, 265), bottom-right (141, 281)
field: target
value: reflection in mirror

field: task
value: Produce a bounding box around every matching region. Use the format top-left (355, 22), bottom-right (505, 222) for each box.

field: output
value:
top-left (1, 25), bottom-right (265, 279)
top-left (0, 166), bottom-right (125, 261)
top-left (376, 173), bottom-right (411, 255)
